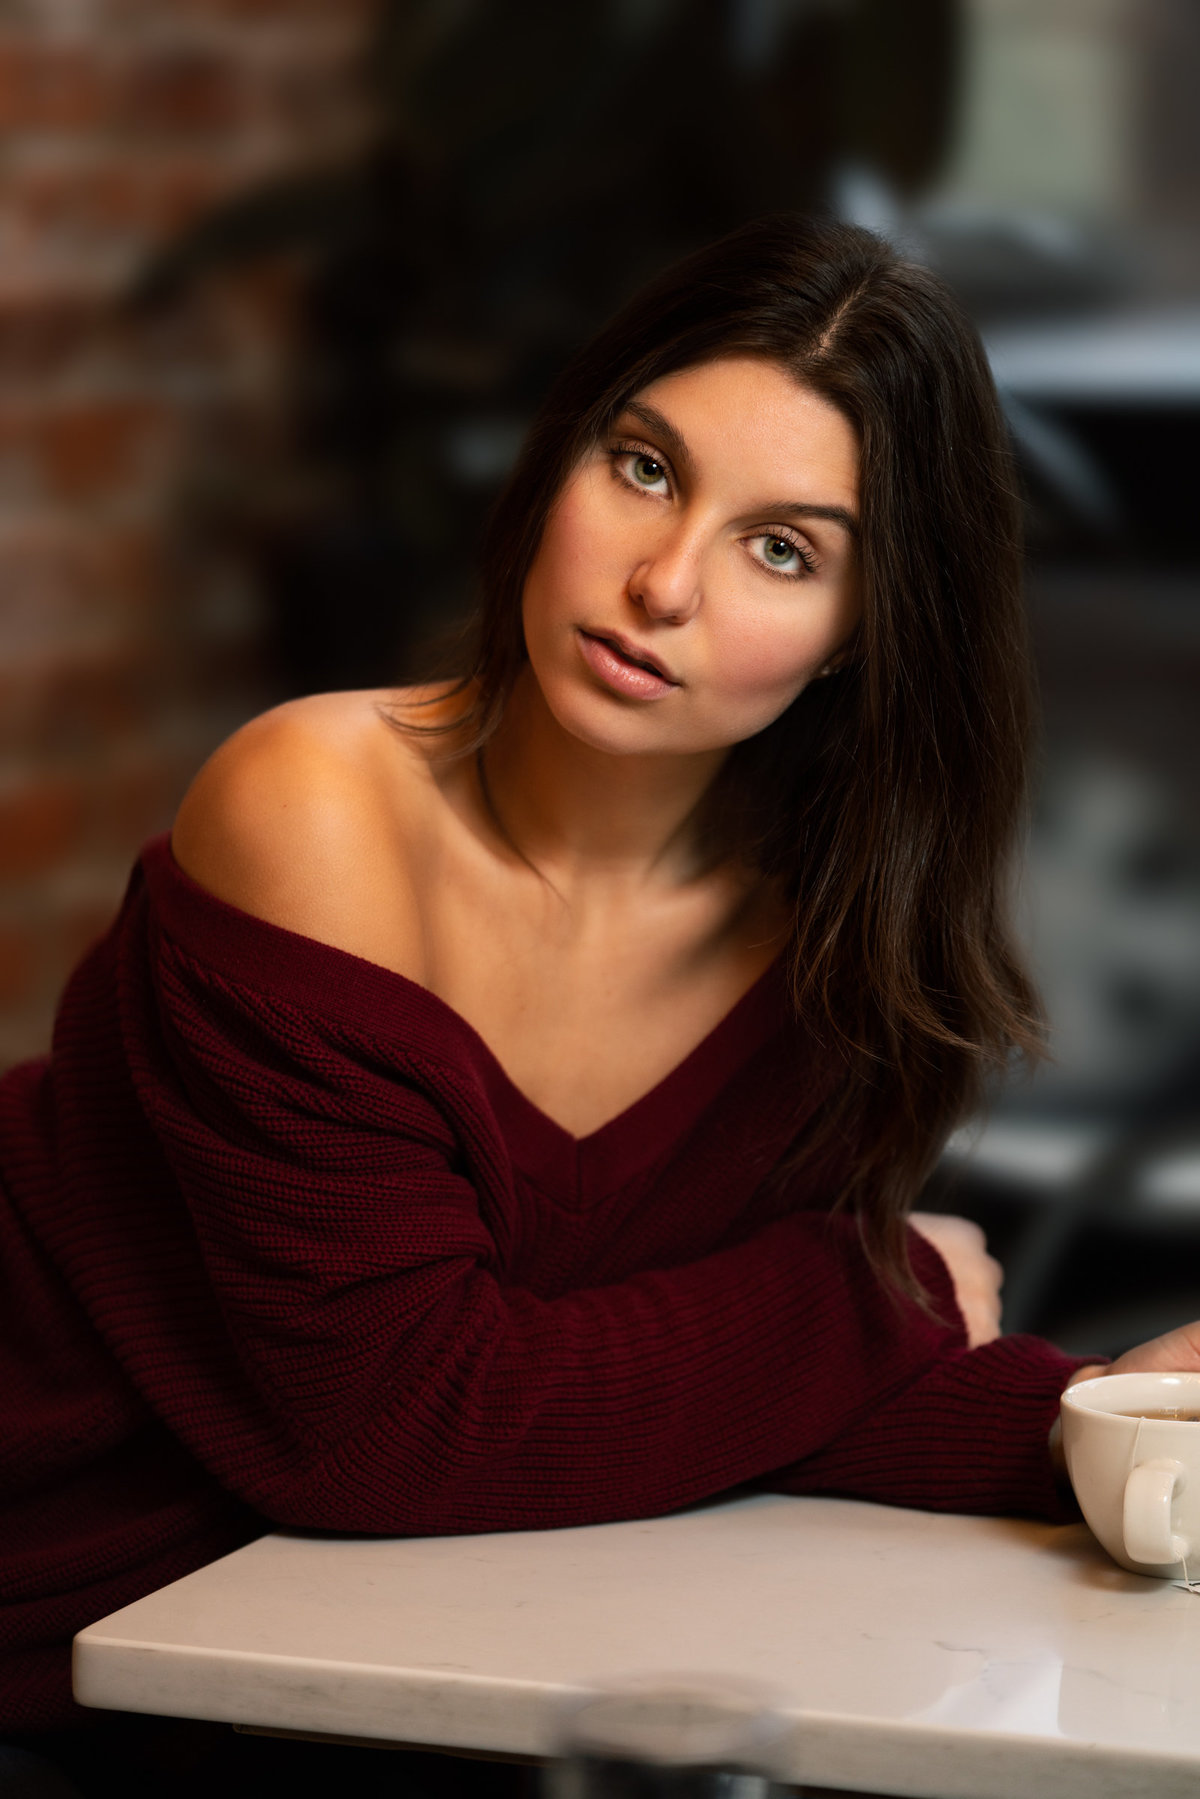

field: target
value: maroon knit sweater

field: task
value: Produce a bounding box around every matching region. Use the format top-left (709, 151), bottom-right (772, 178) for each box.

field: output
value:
top-left (0, 837), bottom-right (1090, 1729)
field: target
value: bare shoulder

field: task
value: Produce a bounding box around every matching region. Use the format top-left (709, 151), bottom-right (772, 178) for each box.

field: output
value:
top-left (171, 685), bottom-right (466, 961)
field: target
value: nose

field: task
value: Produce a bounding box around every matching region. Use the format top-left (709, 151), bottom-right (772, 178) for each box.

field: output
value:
top-left (628, 522), bottom-right (702, 623)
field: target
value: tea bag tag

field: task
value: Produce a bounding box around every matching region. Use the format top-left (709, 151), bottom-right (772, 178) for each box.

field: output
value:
top-left (1173, 1553), bottom-right (1200, 1595)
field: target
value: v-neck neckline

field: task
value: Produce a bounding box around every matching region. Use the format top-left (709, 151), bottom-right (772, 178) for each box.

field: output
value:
top-left (148, 835), bottom-right (791, 1196)
top-left (462, 955), bottom-right (788, 1195)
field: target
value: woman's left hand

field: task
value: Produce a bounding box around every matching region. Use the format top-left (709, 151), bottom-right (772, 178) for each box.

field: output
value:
top-left (909, 1211), bottom-right (1004, 1348)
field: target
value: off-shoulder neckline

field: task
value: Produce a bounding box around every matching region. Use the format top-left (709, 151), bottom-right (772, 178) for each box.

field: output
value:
top-left (141, 835), bottom-right (792, 1190)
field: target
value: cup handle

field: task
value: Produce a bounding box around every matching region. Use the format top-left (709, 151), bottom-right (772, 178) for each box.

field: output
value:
top-left (1123, 1457), bottom-right (1189, 1566)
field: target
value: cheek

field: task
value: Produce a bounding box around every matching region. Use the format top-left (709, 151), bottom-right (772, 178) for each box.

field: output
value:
top-left (524, 490), bottom-right (604, 621)
top-left (713, 612), bottom-right (827, 703)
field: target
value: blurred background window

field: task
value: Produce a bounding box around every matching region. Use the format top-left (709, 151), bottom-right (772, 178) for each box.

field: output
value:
top-left (937, 0), bottom-right (1134, 223)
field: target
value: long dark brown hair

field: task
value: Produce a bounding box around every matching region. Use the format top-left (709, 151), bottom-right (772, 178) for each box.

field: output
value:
top-left (415, 213), bottom-right (1042, 1285)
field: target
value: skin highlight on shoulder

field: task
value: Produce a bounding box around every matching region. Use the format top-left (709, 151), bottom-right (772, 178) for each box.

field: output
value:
top-left (171, 687), bottom-right (451, 970)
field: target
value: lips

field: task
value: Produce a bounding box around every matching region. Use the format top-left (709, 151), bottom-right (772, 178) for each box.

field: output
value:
top-left (581, 630), bottom-right (678, 685)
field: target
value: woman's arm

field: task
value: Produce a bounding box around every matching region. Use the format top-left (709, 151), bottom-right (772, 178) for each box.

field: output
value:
top-left (767, 1329), bottom-right (1096, 1520)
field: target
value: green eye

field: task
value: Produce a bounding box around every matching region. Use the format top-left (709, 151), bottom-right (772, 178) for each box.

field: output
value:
top-left (763, 536), bottom-right (795, 565)
top-left (632, 455), bottom-right (665, 486)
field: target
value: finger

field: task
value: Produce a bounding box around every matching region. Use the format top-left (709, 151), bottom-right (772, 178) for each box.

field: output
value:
top-left (1108, 1320), bottom-right (1200, 1377)
top-left (910, 1212), bottom-right (987, 1252)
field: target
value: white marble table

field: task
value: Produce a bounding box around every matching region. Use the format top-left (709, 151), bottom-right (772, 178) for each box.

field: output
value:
top-left (73, 1493), bottom-right (1200, 1798)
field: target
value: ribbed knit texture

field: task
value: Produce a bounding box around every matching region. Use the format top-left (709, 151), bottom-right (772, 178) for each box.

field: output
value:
top-left (0, 837), bottom-right (1093, 1729)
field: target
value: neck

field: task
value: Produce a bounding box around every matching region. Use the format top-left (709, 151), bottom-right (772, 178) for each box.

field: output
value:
top-left (480, 667), bottom-right (728, 894)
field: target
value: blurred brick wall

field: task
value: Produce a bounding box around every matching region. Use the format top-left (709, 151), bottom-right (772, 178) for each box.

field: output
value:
top-left (0, 0), bottom-right (379, 1070)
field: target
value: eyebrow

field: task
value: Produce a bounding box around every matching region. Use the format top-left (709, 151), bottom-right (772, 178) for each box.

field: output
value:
top-left (618, 399), bottom-right (860, 540)
top-left (756, 499), bottom-right (860, 540)
top-left (622, 400), bottom-right (695, 478)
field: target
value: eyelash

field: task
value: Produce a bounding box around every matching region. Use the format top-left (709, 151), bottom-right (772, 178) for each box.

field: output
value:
top-left (608, 439), bottom-right (672, 496)
top-left (606, 438), bottom-right (818, 580)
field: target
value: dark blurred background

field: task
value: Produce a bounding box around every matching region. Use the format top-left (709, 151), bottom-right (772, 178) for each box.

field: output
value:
top-left (1, 0), bottom-right (1197, 1355)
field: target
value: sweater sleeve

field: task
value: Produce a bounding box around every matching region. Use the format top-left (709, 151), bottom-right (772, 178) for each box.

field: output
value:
top-left (40, 859), bottom-right (983, 1538)
top-left (765, 1325), bottom-right (1099, 1521)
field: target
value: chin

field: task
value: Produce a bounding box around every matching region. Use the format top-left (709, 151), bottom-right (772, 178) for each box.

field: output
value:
top-left (544, 686), bottom-right (680, 758)
top-left (550, 691), bottom-right (773, 768)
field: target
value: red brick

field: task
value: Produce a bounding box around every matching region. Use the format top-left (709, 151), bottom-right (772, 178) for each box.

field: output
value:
top-left (115, 45), bottom-right (247, 136)
top-left (108, 0), bottom-right (378, 21)
top-left (147, 157), bottom-right (247, 236)
top-left (0, 521), bottom-right (173, 655)
top-left (0, 776), bottom-right (88, 879)
top-left (8, 160), bottom-right (151, 249)
top-left (5, 155), bottom-right (257, 258)
top-left (186, 631), bottom-right (269, 705)
top-left (0, 407), bottom-right (38, 501)
top-left (0, 919), bottom-right (39, 1006)
top-left (0, 0), bottom-right (367, 970)
top-left (0, 526), bottom-right (105, 654)
top-left (105, 287), bottom-right (232, 378)
top-left (0, 401), bottom-right (173, 505)
top-left (95, 524), bottom-right (171, 620)
top-left (91, 755), bottom-right (176, 851)
top-left (0, 290), bottom-right (105, 382)
top-left (0, 39), bottom-right (109, 133)
top-left (43, 653), bottom-right (159, 746)
top-left (56, 895), bottom-right (121, 973)
top-left (0, 643), bottom-right (167, 758)
top-left (39, 400), bottom-right (173, 501)
top-left (253, 39), bottom-right (368, 133)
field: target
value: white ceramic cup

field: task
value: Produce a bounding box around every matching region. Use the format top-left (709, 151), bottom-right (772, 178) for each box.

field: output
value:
top-left (1060, 1371), bottom-right (1200, 1577)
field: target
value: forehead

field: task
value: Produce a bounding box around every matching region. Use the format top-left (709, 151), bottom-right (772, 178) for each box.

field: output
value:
top-left (621, 356), bottom-right (859, 501)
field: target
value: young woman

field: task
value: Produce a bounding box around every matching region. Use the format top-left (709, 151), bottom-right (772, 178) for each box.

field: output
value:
top-left (2, 215), bottom-right (1195, 1767)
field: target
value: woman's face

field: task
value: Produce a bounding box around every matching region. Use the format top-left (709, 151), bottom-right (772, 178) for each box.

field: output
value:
top-left (520, 355), bottom-right (862, 762)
